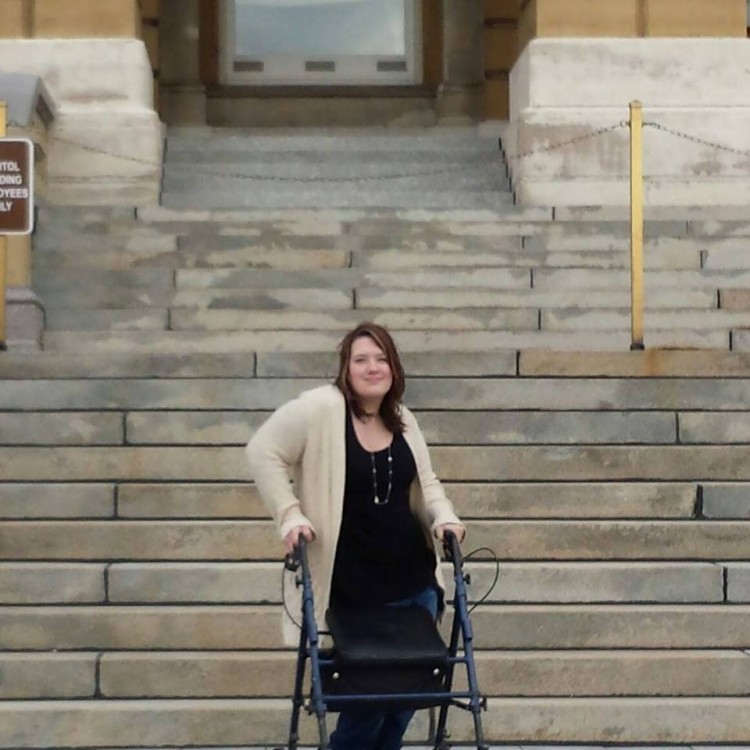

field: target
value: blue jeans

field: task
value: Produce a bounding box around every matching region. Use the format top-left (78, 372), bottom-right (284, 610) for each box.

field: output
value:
top-left (329, 586), bottom-right (439, 750)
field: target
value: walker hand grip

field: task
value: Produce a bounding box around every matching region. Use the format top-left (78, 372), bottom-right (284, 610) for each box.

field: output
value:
top-left (442, 529), bottom-right (461, 564)
top-left (285, 536), bottom-right (308, 571)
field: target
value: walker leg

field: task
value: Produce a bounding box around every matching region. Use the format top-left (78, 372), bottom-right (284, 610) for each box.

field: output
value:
top-left (316, 711), bottom-right (331, 750)
top-left (288, 624), bottom-right (308, 750)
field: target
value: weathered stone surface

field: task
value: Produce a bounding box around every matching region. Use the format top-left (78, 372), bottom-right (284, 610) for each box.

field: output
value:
top-left (97, 649), bottom-right (750, 699)
top-left (171, 287), bottom-right (353, 311)
top-left (0, 564), bottom-right (105, 604)
top-left (534, 268), bottom-right (750, 290)
top-left (117, 484), bottom-right (268, 519)
top-left (357, 287), bottom-right (716, 310)
top-left (0, 484), bottom-right (115, 519)
top-left (0, 353), bottom-right (258, 379)
top-left (447, 482), bottom-right (696, 519)
top-left (7, 445), bottom-right (750, 483)
top-left (108, 563), bottom-right (280, 604)
top-left (469, 605), bottom-right (750, 649)
top-left (1, 696), bottom-right (750, 746)
top-left (44, 309), bottom-right (168, 332)
top-left (417, 411), bottom-right (676, 445)
top-left (0, 606), bottom-right (283, 650)
top-left (2, 518), bottom-right (750, 561)
top-left (170, 308), bottom-right (538, 332)
top-left (114, 481), bottom-right (695, 520)
top-left (725, 563), bottom-right (750, 602)
top-left (702, 484), bottom-right (750, 519)
top-left (0, 520), bottom-right (276, 560)
top-left (519, 350), bottom-right (750, 378)
top-left (0, 654), bottom-right (96, 699)
top-left (681, 413), bottom-right (750, 443)
top-left (41, 328), bottom-right (728, 353)
top-left (0, 413), bottom-right (124, 446)
top-left (256, 351), bottom-right (517, 377)
top-left (542, 309), bottom-right (750, 332)
top-left (126, 412), bottom-right (268, 446)
top-left (720, 288), bottom-right (750, 310)
top-left (458, 562), bottom-right (722, 604)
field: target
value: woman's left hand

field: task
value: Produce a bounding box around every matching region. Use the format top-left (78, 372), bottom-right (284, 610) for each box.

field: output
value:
top-left (435, 523), bottom-right (465, 543)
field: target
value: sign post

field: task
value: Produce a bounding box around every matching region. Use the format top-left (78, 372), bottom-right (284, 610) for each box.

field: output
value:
top-left (0, 100), bottom-right (35, 350)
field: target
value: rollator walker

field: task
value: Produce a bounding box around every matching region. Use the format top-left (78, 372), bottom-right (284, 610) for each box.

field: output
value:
top-left (282, 530), bottom-right (488, 750)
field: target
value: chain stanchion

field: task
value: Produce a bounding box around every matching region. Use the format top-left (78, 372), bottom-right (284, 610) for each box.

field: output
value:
top-left (629, 101), bottom-right (645, 351)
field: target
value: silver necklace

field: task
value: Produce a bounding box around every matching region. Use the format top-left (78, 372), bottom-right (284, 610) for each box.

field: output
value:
top-left (371, 445), bottom-right (393, 506)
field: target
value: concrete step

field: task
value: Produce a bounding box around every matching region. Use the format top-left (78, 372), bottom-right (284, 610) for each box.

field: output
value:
top-left (116, 408), bottom-right (678, 446)
top-left (7, 480), bottom-right (746, 522)
top-left (3, 604), bottom-right (750, 650)
top-left (161, 188), bottom-right (514, 211)
top-left (0, 561), bottom-right (726, 605)
top-left (5, 649), bottom-right (750, 700)
top-left (2, 519), bottom-right (750, 560)
top-left (5, 376), bottom-right (750, 411)
top-left (542, 308), bottom-right (750, 332)
top-left (1, 696), bottom-right (749, 745)
top-left (39, 328), bottom-right (728, 353)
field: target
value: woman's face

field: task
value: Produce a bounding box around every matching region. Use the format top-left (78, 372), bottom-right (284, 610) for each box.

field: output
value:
top-left (348, 335), bottom-right (393, 405)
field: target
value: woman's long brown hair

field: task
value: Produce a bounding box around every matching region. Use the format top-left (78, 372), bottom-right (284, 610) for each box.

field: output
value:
top-left (335, 322), bottom-right (406, 433)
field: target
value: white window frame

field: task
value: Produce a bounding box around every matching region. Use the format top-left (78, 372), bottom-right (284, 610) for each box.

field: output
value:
top-left (220, 0), bottom-right (422, 86)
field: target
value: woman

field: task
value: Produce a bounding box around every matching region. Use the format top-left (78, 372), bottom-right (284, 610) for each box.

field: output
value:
top-left (246, 321), bottom-right (465, 750)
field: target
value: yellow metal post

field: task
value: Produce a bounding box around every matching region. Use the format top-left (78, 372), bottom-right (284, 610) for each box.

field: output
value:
top-left (0, 100), bottom-right (7, 350)
top-left (629, 100), bottom-right (645, 351)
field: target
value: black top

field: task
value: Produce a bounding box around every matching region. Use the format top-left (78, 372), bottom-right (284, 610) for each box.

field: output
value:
top-left (330, 408), bottom-right (437, 608)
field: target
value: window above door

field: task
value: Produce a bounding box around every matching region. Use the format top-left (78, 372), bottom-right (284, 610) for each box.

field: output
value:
top-left (221, 0), bottom-right (422, 85)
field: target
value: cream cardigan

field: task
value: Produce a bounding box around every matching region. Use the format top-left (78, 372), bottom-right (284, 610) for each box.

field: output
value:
top-left (246, 384), bottom-right (463, 644)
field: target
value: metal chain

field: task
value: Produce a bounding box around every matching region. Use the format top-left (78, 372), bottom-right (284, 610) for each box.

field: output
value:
top-left (644, 121), bottom-right (750, 159)
top-left (503, 122), bottom-right (629, 162)
top-left (49, 133), bottom-right (503, 184)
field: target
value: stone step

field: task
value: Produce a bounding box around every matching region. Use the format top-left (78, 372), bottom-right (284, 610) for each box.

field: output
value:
top-left (43, 309), bottom-right (168, 332)
top-left (37, 247), bottom-right (352, 271)
top-left (115, 408), bottom-right (678, 446)
top-left (168, 308), bottom-right (538, 333)
top-left (5, 376), bottom-right (750, 411)
top-left (113, 481), bottom-right (697, 520)
top-left (135, 205), bottom-right (554, 224)
top-left (4, 481), bottom-right (744, 522)
top-left (0, 481), bottom-right (699, 521)
top-left (2, 696), bottom-right (749, 745)
top-left (3, 604), bottom-right (750, 650)
top-left (1, 519), bottom-right (750, 561)
top-left (0, 561), bottom-right (727, 605)
top-left (4, 650), bottom-right (750, 700)
top-left (161, 189), bottom-right (514, 211)
top-left (542, 308), bottom-right (750, 332)
top-left (39, 328), bottom-right (728, 353)
top-left (534, 267), bottom-right (750, 289)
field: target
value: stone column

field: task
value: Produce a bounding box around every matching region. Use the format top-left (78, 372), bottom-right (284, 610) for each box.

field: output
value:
top-left (437, 0), bottom-right (485, 123)
top-left (159, 0), bottom-right (206, 125)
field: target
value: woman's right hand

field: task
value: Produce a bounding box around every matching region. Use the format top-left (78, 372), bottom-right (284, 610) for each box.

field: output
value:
top-left (283, 524), bottom-right (315, 554)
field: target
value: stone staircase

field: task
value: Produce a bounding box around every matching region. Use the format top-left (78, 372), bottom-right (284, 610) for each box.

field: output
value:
top-left (2, 127), bottom-right (750, 747)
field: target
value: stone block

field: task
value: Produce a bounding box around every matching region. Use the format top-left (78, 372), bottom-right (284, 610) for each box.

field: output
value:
top-left (0, 412), bottom-right (124, 445)
top-left (0, 563), bottom-right (105, 603)
top-left (117, 483), bottom-right (268, 519)
top-left (0, 483), bottom-right (115, 519)
top-left (108, 563), bottom-right (280, 604)
top-left (171, 287), bottom-right (353, 311)
top-left (702, 484), bottom-right (750, 519)
top-left (681, 413), bottom-right (750, 443)
top-left (0, 39), bottom-right (162, 204)
top-left (509, 39), bottom-right (750, 206)
top-left (0, 606), bottom-right (282, 650)
top-left (541, 309), bottom-right (750, 332)
top-left (417, 410), bottom-right (676, 445)
top-left (725, 563), bottom-right (750, 602)
top-left (126, 411), bottom-right (269, 446)
top-left (0, 654), bottom-right (96, 699)
top-left (469, 604), bottom-right (750, 649)
top-left (447, 482), bottom-right (696, 519)
top-left (45, 309), bottom-right (168, 332)
top-left (0, 519), bottom-right (275, 560)
top-left (456, 562), bottom-right (722, 604)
